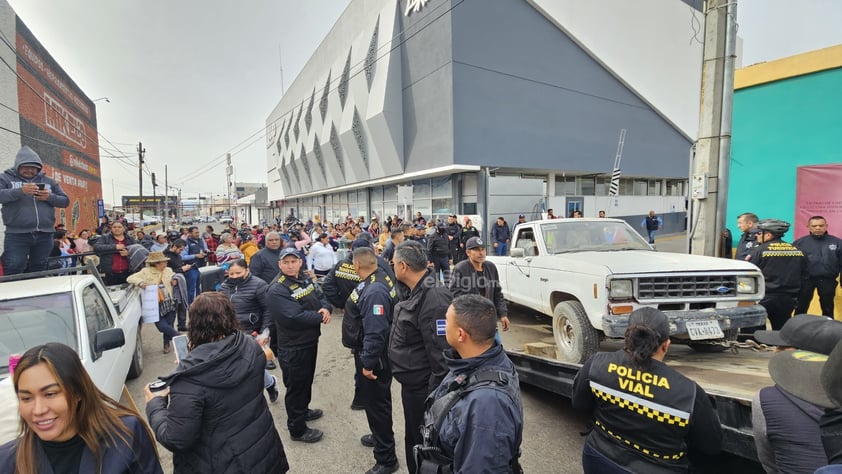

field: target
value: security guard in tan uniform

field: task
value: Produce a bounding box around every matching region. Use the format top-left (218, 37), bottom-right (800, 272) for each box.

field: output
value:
top-left (572, 308), bottom-right (722, 473)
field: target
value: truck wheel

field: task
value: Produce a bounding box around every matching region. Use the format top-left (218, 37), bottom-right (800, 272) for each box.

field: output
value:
top-left (688, 328), bottom-right (738, 353)
top-left (126, 325), bottom-right (144, 379)
top-left (553, 301), bottom-right (599, 364)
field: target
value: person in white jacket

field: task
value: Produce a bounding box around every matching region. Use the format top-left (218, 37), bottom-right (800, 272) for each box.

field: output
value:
top-left (308, 232), bottom-right (337, 277)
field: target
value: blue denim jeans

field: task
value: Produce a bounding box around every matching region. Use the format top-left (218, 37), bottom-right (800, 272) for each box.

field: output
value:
top-left (495, 241), bottom-right (508, 256)
top-left (185, 267), bottom-right (200, 305)
top-left (647, 230), bottom-right (657, 244)
top-left (2, 231), bottom-right (54, 275)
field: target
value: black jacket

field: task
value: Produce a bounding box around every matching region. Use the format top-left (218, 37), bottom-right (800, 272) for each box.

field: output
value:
top-left (219, 273), bottom-right (271, 333)
top-left (164, 248), bottom-right (185, 273)
top-left (572, 351), bottom-right (722, 473)
top-left (490, 223), bottom-right (511, 243)
top-left (427, 232), bottom-right (450, 258)
top-left (388, 269), bottom-right (452, 392)
top-left (146, 331), bottom-right (288, 474)
top-left (250, 247), bottom-right (282, 283)
top-left (449, 260), bottom-right (507, 318)
top-left (266, 272), bottom-right (331, 347)
top-left (342, 269), bottom-right (400, 370)
top-left (424, 343), bottom-right (523, 472)
top-left (93, 233), bottom-right (137, 275)
top-left (794, 233), bottom-right (842, 279)
top-left (735, 230), bottom-right (759, 261)
top-left (747, 238), bottom-right (808, 295)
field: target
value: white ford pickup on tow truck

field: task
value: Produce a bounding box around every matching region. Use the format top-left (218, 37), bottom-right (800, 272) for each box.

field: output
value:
top-left (487, 218), bottom-right (767, 363)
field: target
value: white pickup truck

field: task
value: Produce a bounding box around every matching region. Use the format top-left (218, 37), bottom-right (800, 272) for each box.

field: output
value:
top-left (488, 218), bottom-right (767, 363)
top-left (0, 268), bottom-right (145, 398)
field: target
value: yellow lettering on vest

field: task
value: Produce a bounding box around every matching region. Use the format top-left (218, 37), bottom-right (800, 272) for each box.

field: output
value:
top-left (617, 366), bottom-right (627, 377)
top-left (657, 377), bottom-right (670, 389)
top-left (618, 378), bottom-right (631, 391)
top-left (642, 372), bottom-right (652, 384)
top-left (608, 363), bottom-right (618, 374)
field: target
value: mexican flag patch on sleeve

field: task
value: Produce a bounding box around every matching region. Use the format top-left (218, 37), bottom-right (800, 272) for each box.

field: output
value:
top-left (373, 305), bottom-right (385, 316)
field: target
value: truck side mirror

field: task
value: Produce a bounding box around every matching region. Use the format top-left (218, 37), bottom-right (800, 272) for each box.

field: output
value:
top-left (94, 328), bottom-right (126, 354)
top-left (510, 248), bottom-right (525, 258)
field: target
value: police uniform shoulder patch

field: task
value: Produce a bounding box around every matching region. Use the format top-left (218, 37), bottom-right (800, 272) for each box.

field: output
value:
top-left (830, 244), bottom-right (838, 251)
top-left (373, 305), bottom-right (385, 316)
top-left (356, 281), bottom-right (366, 291)
top-left (436, 319), bottom-right (446, 336)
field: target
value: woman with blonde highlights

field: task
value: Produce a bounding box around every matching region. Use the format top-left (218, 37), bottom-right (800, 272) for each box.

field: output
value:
top-left (0, 342), bottom-right (162, 473)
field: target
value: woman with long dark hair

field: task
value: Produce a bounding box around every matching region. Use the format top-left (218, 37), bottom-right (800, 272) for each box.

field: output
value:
top-left (93, 220), bottom-right (137, 285)
top-left (0, 343), bottom-right (162, 473)
top-left (571, 307), bottom-right (723, 473)
top-left (145, 292), bottom-right (289, 473)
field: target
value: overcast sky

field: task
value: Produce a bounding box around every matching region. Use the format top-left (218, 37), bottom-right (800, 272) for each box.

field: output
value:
top-left (6, 0), bottom-right (842, 206)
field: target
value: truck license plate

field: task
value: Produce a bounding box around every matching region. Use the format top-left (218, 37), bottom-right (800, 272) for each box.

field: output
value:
top-left (686, 320), bottom-right (724, 340)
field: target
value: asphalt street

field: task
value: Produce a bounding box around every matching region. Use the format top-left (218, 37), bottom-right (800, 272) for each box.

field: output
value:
top-left (126, 309), bottom-right (589, 473)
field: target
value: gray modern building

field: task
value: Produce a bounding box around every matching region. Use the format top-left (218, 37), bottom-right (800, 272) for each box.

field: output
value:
top-left (266, 0), bottom-right (702, 233)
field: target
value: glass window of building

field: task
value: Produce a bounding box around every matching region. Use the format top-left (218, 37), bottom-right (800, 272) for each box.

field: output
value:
top-left (413, 179), bottom-right (431, 199)
top-left (555, 176), bottom-right (576, 195)
top-left (579, 176), bottom-right (595, 196)
top-left (431, 176), bottom-right (451, 198)
top-left (648, 180), bottom-right (662, 196)
top-left (634, 180), bottom-right (648, 196)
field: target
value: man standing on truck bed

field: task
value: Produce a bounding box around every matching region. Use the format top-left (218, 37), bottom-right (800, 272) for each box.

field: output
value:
top-left (0, 146), bottom-right (69, 275)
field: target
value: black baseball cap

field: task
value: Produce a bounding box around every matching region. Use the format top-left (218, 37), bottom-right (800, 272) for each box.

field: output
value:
top-left (279, 247), bottom-right (301, 259)
top-left (465, 237), bottom-right (484, 250)
top-left (627, 307), bottom-right (670, 341)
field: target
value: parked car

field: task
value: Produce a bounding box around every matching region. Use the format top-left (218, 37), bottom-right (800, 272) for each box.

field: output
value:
top-left (219, 215), bottom-right (234, 224)
top-left (180, 216), bottom-right (195, 225)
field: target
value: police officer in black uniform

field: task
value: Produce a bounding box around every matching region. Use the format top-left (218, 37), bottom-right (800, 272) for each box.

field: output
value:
top-left (323, 237), bottom-right (396, 410)
top-left (342, 247), bottom-right (401, 474)
top-left (735, 212), bottom-right (760, 261)
top-left (266, 247), bottom-right (332, 443)
top-left (572, 307), bottom-right (722, 473)
top-left (388, 240), bottom-right (452, 473)
top-left (427, 225), bottom-right (451, 284)
top-left (747, 219), bottom-right (808, 331)
top-left (794, 215), bottom-right (842, 317)
top-left (445, 214), bottom-right (462, 263)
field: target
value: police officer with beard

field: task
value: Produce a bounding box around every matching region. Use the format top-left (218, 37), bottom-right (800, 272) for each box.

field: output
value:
top-left (266, 247), bottom-right (332, 443)
top-left (342, 248), bottom-right (400, 474)
top-left (572, 307), bottom-right (722, 473)
top-left (747, 219), bottom-right (808, 331)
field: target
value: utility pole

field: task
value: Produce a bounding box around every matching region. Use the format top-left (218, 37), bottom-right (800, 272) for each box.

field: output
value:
top-left (226, 153), bottom-right (233, 218)
top-left (151, 172), bottom-right (158, 224)
top-left (164, 165), bottom-right (169, 230)
top-left (137, 142), bottom-right (145, 217)
top-left (689, 0), bottom-right (737, 256)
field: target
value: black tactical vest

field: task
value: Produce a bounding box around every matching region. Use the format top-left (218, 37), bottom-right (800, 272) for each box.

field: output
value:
top-left (342, 269), bottom-right (398, 349)
top-left (586, 351), bottom-right (696, 471)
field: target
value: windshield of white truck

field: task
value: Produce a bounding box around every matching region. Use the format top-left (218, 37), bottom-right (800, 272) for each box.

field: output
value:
top-left (0, 293), bottom-right (77, 373)
top-left (540, 221), bottom-right (651, 253)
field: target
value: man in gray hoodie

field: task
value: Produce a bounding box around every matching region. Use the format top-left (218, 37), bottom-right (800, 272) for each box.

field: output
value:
top-left (0, 146), bottom-right (69, 274)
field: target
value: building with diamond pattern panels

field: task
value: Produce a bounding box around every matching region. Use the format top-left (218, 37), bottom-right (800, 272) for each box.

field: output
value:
top-left (266, 0), bottom-right (702, 234)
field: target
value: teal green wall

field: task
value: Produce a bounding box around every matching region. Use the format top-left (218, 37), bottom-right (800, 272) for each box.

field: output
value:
top-left (728, 67), bottom-right (842, 241)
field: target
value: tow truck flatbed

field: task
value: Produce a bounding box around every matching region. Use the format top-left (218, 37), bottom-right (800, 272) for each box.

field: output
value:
top-left (502, 310), bottom-right (772, 461)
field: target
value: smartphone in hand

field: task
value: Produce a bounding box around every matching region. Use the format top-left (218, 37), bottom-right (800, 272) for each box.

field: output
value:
top-left (36, 183), bottom-right (45, 190)
top-left (172, 335), bottom-right (189, 362)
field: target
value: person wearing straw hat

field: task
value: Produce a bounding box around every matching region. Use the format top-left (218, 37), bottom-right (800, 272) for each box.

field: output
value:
top-left (752, 315), bottom-right (842, 473)
top-left (127, 251), bottom-right (180, 353)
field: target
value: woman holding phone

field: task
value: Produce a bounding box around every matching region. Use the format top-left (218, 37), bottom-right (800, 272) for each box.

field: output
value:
top-left (145, 292), bottom-right (289, 473)
top-left (0, 342), bottom-right (163, 473)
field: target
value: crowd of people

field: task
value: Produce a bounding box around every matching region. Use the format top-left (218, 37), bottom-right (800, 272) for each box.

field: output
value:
top-left (2, 147), bottom-right (842, 473)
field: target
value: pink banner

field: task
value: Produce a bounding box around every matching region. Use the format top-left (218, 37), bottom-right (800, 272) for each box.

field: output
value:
top-left (795, 164), bottom-right (842, 240)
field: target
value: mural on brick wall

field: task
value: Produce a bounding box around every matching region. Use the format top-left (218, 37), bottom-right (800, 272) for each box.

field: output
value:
top-left (14, 17), bottom-right (102, 234)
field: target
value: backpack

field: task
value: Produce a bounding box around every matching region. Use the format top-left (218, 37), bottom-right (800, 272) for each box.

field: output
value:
top-left (414, 368), bottom-right (523, 474)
